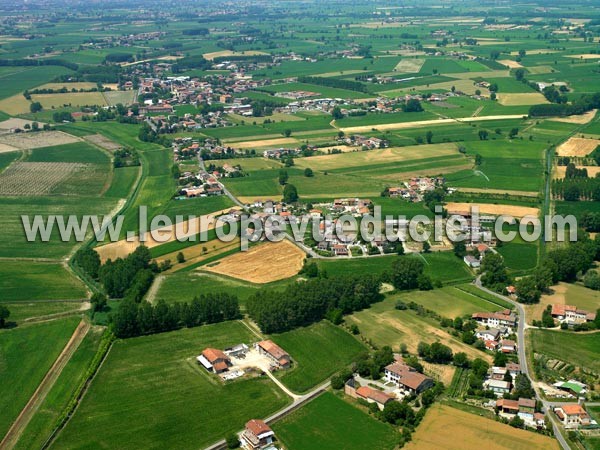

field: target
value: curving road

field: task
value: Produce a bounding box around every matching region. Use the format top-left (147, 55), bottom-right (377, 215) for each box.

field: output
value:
top-left (473, 277), bottom-right (570, 450)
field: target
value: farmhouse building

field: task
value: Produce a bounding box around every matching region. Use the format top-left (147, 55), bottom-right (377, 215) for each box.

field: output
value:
top-left (472, 310), bottom-right (516, 329)
top-left (554, 404), bottom-right (591, 429)
top-left (384, 358), bottom-right (434, 394)
top-left (485, 379), bottom-right (511, 395)
top-left (463, 255), bottom-right (480, 268)
top-left (241, 419), bottom-right (276, 449)
top-left (197, 348), bottom-right (231, 374)
top-left (345, 378), bottom-right (395, 410)
top-left (256, 340), bottom-right (291, 369)
top-left (551, 304), bottom-right (596, 325)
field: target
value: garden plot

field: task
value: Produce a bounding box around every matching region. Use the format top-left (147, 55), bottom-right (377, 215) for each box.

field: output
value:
top-left (556, 137), bottom-right (600, 157)
top-left (0, 131), bottom-right (81, 150)
top-left (0, 161), bottom-right (87, 196)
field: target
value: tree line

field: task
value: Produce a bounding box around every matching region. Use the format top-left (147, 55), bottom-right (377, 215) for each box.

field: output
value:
top-left (112, 294), bottom-right (240, 338)
top-left (297, 75), bottom-right (368, 93)
top-left (246, 274), bottom-right (382, 333)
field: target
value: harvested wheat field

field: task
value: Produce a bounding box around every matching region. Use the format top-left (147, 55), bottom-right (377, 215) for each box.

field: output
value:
top-left (445, 202), bottom-right (539, 218)
top-left (498, 59), bottom-right (523, 69)
top-left (564, 54), bottom-right (600, 59)
top-left (457, 187), bottom-right (539, 197)
top-left (556, 137), bottom-right (600, 157)
top-left (202, 239), bottom-right (306, 283)
top-left (317, 145), bottom-right (362, 153)
top-left (554, 165), bottom-right (600, 179)
top-left (394, 58), bottom-right (425, 73)
top-left (497, 92), bottom-right (548, 106)
top-left (95, 207), bottom-right (239, 262)
top-left (0, 118), bottom-right (46, 131)
top-left (548, 109), bottom-right (596, 124)
top-left (525, 282), bottom-right (600, 325)
top-left (31, 92), bottom-right (108, 109)
top-left (233, 137), bottom-right (299, 149)
top-left (405, 404), bottom-right (559, 450)
top-left (0, 94), bottom-right (33, 115)
top-left (203, 50), bottom-right (268, 61)
top-left (0, 131), bottom-right (81, 150)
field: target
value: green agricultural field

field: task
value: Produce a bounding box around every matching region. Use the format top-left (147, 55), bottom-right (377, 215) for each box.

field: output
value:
top-left (346, 295), bottom-right (491, 362)
top-left (273, 321), bottom-right (367, 393)
top-left (421, 252), bottom-right (474, 284)
top-left (53, 321), bottom-right (290, 449)
top-left (0, 261), bottom-right (87, 301)
top-left (0, 65), bottom-right (72, 101)
top-left (273, 392), bottom-right (399, 450)
top-left (528, 329), bottom-right (600, 373)
top-left (496, 241), bottom-right (538, 271)
top-left (0, 317), bottom-right (81, 439)
top-left (14, 327), bottom-right (105, 450)
top-left (394, 285), bottom-right (502, 318)
top-left (3, 301), bottom-right (83, 323)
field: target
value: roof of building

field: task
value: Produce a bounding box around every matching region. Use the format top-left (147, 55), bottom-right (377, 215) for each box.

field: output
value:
top-left (497, 399), bottom-right (519, 410)
top-left (559, 381), bottom-right (585, 394)
top-left (472, 311), bottom-right (516, 323)
top-left (356, 386), bottom-right (394, 405)
top-left (258, 340), bottom-right (289, 361)
top-left (245, 419), bottom-right (273, 438)
top-left (518, 398), bottom-right (536, 408)
top-left (551, 304), bottom-right (577, 316)
top-left (561, 404), bottom-right (589, 416)
top-left (202, 348), bottom-right (229, 364)
top-left (506, 362), bottom-right (521, 372)
top-left (385, 361), bottom-right (432, 390)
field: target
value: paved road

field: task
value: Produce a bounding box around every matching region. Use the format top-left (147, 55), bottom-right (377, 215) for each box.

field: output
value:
top-left (473, 277), bottom-right (570, 450)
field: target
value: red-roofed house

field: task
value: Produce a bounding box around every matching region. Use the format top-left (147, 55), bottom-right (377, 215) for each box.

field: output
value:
top-left (256, 340), bottom-right (291, 369)
top-left (551, 304), bottom-right (596, 324)
top-left (384, 358), bottom-right (434, 394)
top-left (554, 404), bottom-right (591, 429)
top-left (241, 419), bottom-right (275, 449)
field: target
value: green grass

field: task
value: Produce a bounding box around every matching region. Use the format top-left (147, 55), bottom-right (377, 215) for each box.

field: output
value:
top-left (273, 321), bottom-right (367, 393)
top-left (103, 166), bottom-right (139, 199)
top-left (273, 392), bottom-right (399, 450)
top-left (496, 241), bottom-right (538, 271)
top-left (394, 285), bottom-right (502, 318)
top-left (0, 261), bottom-right (87, 301)
top-left (421, 252), bottom-right (474, 284)
top-left (529, 329), bottom-right (600, 373)
top-left (3, 301), bottom-right (83, 323)
top-left (454, 283), bottom-right (514, 309)
top-left (0, 151), bottom-right (21, 171)
top-left (53, 321), bottom-right (290, 449)
top-left (14, 327), bottom-right (104, 450)
top-left (0, 66), bottom-right (72, 101)
top-left (0, 318), bottom-right (81, 439)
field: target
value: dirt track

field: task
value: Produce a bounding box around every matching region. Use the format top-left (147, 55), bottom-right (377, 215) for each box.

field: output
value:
top-left (0, 320), bottom-right (90, 450)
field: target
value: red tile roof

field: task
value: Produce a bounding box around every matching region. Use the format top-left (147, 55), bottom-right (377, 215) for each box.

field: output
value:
top-left (497, 399), bottom-right (519, 410)
top-left (258, 340), bottom-right (289, 361)
top-left (202, 348), bottom-right (229, 364)
top-left (562, 404), bottom-right (588, 416)
top-left (245, 419), bottom-right (272, 437)
top-left (356, 386), bottom-right (394, 405)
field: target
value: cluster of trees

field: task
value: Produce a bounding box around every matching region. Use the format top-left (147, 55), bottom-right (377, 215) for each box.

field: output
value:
top-left (417, 341), bottom-right (453, 364)
top-left (401, 98), bottom-right (423, 113)
top-left (171, 56), bottom-right (212, 73)
top-left (246, 274), bottom-right (381, 333)
top-left (112, 294), bottom-right (240, 338)
top-left (104, 53), bottom-right (134, 64)
top-left (386, 257), bottom-right (436, 292)
top-left (480, 253), bottom-right (511, 293)
top-left (530, 92), bottom-right (600, 117)
top-left (52, 111), bottom-right (75, 123)
top-left (297, 75), bottom-right (368, 93)
top-left (0, 305), bottom-right (9, 328)
top-left (138, 123), bottom-right (170, 147)
top-left (580, 212), bottom-right (600, 232)
top-left (214, 54), bottom-right (272, 64)
top-left (250, 98), bottom-right (287, 117)
top-left (0, 58), bottom-right (78, 71)
top-left (113, 148), bottom-right (140, 168)
top-left (551, 175), bottom-right (600, 201)
top-left (182, 27), bottom-right (209, 36)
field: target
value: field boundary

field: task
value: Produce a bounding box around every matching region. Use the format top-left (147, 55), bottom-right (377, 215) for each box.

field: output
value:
top-left (0, 319), bottom-right (90, 450)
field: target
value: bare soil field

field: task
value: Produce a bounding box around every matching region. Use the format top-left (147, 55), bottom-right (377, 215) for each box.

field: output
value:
top-left (405, 404), bottom-right (560, 450)
top-left (394, 59), bottom-right (425, 73)
top-left (496, 93), bottom-right (549, 106)
top-left (0, 118), bottom-right (46, 131)
top-left (36, 82), bottom-right (98, 90)
top-left (317, 145), bottom-right (361, 153)
top-left (83, 134), bottom-right (122, 151)
top-left (548, 109), bottom-right (597, 124)
top-left (232, 137), bottom-right (299, 149)
top-left (554, 165), bottom-right (600, 179)
top-left (564, 54), bottom-right (600, 59)
top-left (498, 60), bottom-right (523, 69)
top-left (202, 239), bottom-right (306, 283)
top-left (102, 90), bottom-right (137, 106)
top-left (510, 49), bottom-right (558, 56)
top-left (94, 207), bottom-right (239, 262)
top-left (526, 65), bottom-right (555, 74)
top-left (0, 161), bottom-right (88, 196)
top-left (0, 131), bottom-right (81, 150)
top-left (556, 137), bottom-right (600, 157)
top-left (525, 282), bottom-right (600, 325)
top-left (0, 143), bottom-right (20, 154)
top-left (445, 202), bottom-right (540, 218)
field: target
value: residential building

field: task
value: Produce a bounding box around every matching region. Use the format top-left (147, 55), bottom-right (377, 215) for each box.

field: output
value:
top-left (551, 304), bottom-right (596, 324)
top-left (241, 419), bottom-right (276, 449)
top-left (554, 404), bottom-right (592, 429)
top-left (384, 358), bottom-right (434, 394)
top-left (484, 379), bottom-right (511, 395)
top-left (472, 310), bottom-right (517, 329)
top-left (500, 339), bottom-right (517, 353)
top-left (349, 384), bottom-right (395, 410)
top-left (463, 255), bottom-right (480, 268)
top-left (256, 340), bottom-right (291, 369)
